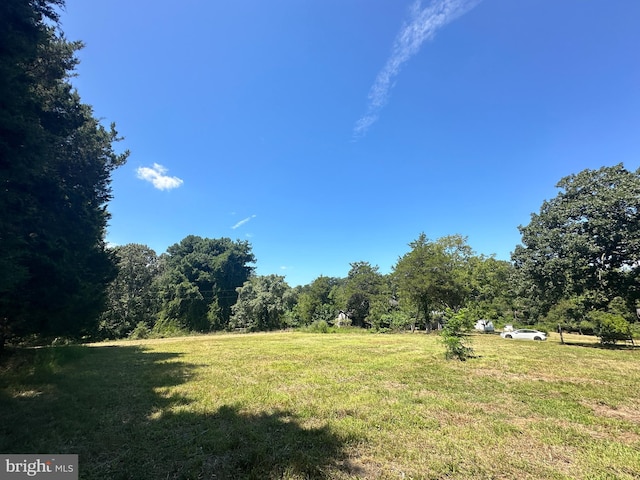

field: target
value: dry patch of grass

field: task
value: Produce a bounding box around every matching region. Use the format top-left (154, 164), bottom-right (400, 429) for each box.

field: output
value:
top-left (589, 402), bottom-right (640, 424)
top-left (1, 332), bottom-right (639, 479)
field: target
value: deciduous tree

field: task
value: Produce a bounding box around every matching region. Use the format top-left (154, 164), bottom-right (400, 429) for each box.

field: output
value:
top-left (99, 244), bottom-right (161, 338)
top-left (393, 234), bottom-right (473, 331)
top-left (230, 275), bottom-right (295, 331)
top-left (468, 256), bottom-right (515, 322)
top-left (293, 276), bottom-right (341, 325)
top-left (334, 262), bottom-right (388, 328)
top-left (512, 164), bottom-right (640, 320)
top-left (156, 236), bottom-right (255, 331)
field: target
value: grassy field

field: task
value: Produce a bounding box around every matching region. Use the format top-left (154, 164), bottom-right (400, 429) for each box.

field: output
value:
top-left (1, 332), bottom-right (639, 479)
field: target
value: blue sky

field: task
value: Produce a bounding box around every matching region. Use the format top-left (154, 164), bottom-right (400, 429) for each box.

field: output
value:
top-left (60, 0), bottom-right (640, 287)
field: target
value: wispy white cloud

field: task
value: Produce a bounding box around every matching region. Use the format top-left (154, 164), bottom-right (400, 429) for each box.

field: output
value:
top-left (231, 214), bottom-right (257, 229)
top-left (136, 163), bottom-right (184, 190)
top-left (353, 0), bottom-right (481, 139)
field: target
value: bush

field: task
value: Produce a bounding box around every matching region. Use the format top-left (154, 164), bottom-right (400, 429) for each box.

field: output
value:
top-left (151, 318), bottom-right (191, 338)
top-left (281, 311), bottom-right (302, 329)
top-left (388, 310), bottom-right (415, 332)
top-left (630, 322), bottom-right (640, 340)
top-left (129, 322), bottom-right (151, 340)
top-left (589, 311), bottom-right (632, 345)
top-left (440, 333), bottom-right (473, 360)
top-left (302, 320), bottom-right (336, 334)
top-left (440, 309), bottom-right (474, 361)
top-left (607, 296), bottom-right (635, 322)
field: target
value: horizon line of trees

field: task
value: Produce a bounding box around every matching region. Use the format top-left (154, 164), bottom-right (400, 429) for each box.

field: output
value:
top-left (99, 234), bottom-right (517, 339)
top-left (98, 163), bottom-right (640, 345)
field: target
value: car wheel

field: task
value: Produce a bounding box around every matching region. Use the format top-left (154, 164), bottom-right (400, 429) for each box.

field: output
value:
top-left (533, 336), bottom-right (542, 341)
top-left (504, 334), bottom-right (512, 339)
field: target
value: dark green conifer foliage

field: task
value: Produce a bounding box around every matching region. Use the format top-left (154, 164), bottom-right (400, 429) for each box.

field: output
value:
top-left (0, 0), bottom-right (127, 349)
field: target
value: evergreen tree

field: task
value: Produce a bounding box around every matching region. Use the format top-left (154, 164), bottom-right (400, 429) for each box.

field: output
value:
top-left (0, 0), bottom-right (127, 350)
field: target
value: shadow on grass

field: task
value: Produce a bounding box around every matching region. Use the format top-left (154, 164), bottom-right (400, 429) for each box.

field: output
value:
top-left (0, 344), bottom-right (351, 479)
top-left (153, 405), bottom-right (350, 479)
top-left (561, 341), bottom-right (639, 350)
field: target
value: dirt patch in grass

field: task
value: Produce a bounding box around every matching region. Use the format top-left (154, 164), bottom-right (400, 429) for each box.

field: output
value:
top-left (587, 402), bottom-right (640, 424)
top-left (334, 456), bottom-right (382, 479)
top-left (470, 366), bottom-right (612, 388)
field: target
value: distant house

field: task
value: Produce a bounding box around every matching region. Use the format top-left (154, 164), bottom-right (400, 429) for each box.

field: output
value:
top-left (335, 310), bottom-right (351, 327)
top-left (474, 319), bottom-right (495, 333)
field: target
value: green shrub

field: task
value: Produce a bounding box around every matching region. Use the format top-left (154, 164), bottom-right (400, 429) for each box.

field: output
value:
top-left (151, 318), bottom-right (190, 338)
top-left (388, 310), bottom-right (414, 332)
top-left (607, 296), bottom-right (635, 322)
top-left (589, 311), bottom-right (632, 345)
top-left (440, 333), bottom-right (473, 360)
top-left (578, 320), bottom-right (596, 335)
top-left (302, 320), bottom-right (336, 334)
top-left (440, 309), bottom-right (474, 361)
top-left (629, 322), bottom-right (640, 340)
top-left (129, 322), bottom-right (151, 340)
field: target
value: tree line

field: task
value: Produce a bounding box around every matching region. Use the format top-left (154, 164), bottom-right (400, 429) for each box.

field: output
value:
top-left (100, 164), bottom-right (640, 347)
top-left (2, 1), bottom-right (639, 351)
top-left (99, 234), bottom-right (516, 339)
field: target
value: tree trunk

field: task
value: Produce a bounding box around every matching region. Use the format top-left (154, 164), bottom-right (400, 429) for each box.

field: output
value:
top-left (0, 317), bottom-right (7, 356)
top-left (558, 324), bottom-right (564, 344)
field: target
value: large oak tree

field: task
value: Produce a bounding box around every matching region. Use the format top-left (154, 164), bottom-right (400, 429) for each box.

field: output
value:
top-left (512, 164), bottom-right (640, 320)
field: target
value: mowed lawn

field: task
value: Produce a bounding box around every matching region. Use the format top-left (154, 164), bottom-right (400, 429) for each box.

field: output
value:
top-left (1, 332), bottom-right (639, 479)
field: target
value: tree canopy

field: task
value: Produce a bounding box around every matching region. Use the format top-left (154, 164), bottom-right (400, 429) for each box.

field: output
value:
top-left (99, 244), bottom-right (160, 338)
top-left (512, 164), bottom-right (640, 320)
top-left (155, 236), bottom-right (255, 332)
top-left (344, 262), bottom-right (386, 327)
top-left (0, 0), bottom-right (127, 349)
top-left (230, 275), bottom-right (295, 331)
top-left (393, 234), bottom-right (474, 330)
top-left (293, 275), bottom-right (342, 325)
top-left (3, 7), bottom-right (636, 352)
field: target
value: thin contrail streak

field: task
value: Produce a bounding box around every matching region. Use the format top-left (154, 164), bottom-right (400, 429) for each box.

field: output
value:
top-left (232, 215), bottom-right (257, 230)
top-left (353, 0), bottom-right (481, 139)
